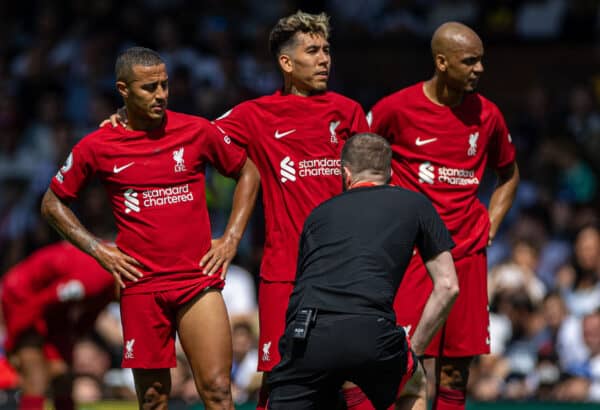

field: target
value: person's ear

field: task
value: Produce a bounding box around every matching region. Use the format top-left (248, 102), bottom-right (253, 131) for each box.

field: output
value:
top-left (435, 54), bottom-right (448, 73)
top-left (278, 53), bottom-right (293, 74)
top-left (342, 166), bottom-right (353, 189)
top-left (116, 81), bottom-right (128, 99)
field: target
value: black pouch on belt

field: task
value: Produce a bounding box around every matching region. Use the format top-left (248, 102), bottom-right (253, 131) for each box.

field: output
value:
top-left (292, 308), bottom-right (317, 340)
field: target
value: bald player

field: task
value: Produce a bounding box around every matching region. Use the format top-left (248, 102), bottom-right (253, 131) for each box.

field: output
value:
top-left (369, 22), bottom-right (519, 410)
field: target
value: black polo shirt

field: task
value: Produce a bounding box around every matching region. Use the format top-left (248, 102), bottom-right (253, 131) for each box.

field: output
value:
top-left (286, 184), bottom-right (455, 324)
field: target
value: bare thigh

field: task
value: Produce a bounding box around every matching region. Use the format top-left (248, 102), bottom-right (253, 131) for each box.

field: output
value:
top-left (177, 289), bottom-right (233, 410)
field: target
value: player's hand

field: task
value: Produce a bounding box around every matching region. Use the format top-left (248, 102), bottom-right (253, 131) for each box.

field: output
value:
top-left (199, 236), bottom-right (238, 279)
top-left (487, 230), bottom-right (496, 246)
top-left (99, 106), bottom-right (128, 128)
top-left (93, 242), bottom-right (143, 288)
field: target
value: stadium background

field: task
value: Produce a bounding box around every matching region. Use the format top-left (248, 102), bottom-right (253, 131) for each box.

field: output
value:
top-left (0, 0), bottom-right (599, 408)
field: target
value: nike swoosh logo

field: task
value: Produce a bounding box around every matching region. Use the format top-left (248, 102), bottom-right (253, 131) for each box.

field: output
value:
top-left (415, 137), bottom-right (438, 146)
top-left (113, 162), bottom-right (135, 173)
top-left (275, 129), bottom-right (296, 139)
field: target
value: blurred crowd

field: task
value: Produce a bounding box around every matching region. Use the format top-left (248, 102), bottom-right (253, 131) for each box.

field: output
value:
top-left (0, 0), bottom-right (599, 407)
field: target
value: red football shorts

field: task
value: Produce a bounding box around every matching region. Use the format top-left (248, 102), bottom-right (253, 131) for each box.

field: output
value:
top-left (120, 277), bottom-right (223, 369)
top-left (257, 280), bottom-right (295, 372)
top-left (394, 249), bottom-right (490, 357)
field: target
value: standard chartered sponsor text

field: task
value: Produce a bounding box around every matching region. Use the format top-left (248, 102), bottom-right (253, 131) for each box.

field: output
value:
top-left (142, 184), bottom-right (194, 207)
top-left (298, 158), bottom-right (341, 178)
top-left (438, 166), bottom-right (479, 185)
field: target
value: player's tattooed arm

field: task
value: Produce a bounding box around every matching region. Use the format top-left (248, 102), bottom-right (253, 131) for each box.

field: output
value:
top-left (200, 159), bottom-right (260, 278)
top-left (41, 188), bottom-right (143, 288)
top-left (488, 161), bottom-right (519, 246)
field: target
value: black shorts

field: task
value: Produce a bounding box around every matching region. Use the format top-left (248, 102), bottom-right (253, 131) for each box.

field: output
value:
top-left (267, 312), bottom-right (417, 410)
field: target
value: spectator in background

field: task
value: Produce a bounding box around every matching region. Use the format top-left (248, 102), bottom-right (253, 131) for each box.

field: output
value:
top-left (72, 374), bottom-right (104, 404)
top-left (169, 353), bottom-right (201, 408)
top-left (554, 309), bottom-right (600, 402)
top-left (488, 238), bottom-right (546, 305)
top-left (557, 224), bottom-right (600, 317)
top-left (222, 264), bottom-right (258, 324)
top-left (0, 242), bottom-right (116, 410)
top-left (515, 0), bottom-right (567, 39)
top-left (537, 138), bottom-right (597, 204)
top-left (501, 291), bottom-right (546, 398)
top-left (231, 321), bottom-right (260, 404)
top-left (565, 84), bottom-right (600, 147)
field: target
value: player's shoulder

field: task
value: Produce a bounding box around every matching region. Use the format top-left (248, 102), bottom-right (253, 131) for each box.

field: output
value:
top-left (76, 125), bottom-right (122, 150)
top-left (469, 93), bottom-right (503, 116)
top-left (382, 83), bottom-right (421, 102)
top-left (218, 98), bottom-right (265, 119)
top-left (372, 83), bottom-right (421, 111)
top-left (167, 110), bottom-right (211, 127)
top-left (167, 110), bottom-right (221, 137)
top-left (324, 91), bottom-right (361, 107)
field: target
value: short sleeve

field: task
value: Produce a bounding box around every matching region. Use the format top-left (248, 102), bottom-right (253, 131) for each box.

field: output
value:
top-left (202, 122), bottom-right (248, 178)
top-left (415, 196), bottom-right (455, 261)
top-left (350, 103), bottom-right (370, 135)
top-left (487, 105), bottom-right (516, 169)
top-left (49, 139), bottom-right (96, 202)
top-left (212, 104), bottom-right (251, 148)
top-left (367, 97), bottom-right (394, 142)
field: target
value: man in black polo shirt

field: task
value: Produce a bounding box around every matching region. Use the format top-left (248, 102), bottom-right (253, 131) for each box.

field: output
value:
top-left (267, 133), bottom-right (459, 410)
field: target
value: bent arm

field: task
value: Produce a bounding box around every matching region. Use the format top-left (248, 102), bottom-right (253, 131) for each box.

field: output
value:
top-left (223, 159), bottom-right (260, 248)
top-left (41, 189), bottom-right (142, 288)
top-left (488, 161), bottom-right (519, 245)
top-left (41, 188), bottom-right (102, 256)
top-left (200, 159), bottom-right (260, 277)
top-left (410, 251), bottom-right (459, 356)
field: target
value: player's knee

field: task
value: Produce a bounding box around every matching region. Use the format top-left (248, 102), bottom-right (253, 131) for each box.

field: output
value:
top-left (438, 357), bottom-right (471, 390)
top-left (199, 372), bottom-right (232, 405)
top-left (140, 382), bottom-right (169, 410)
top-left (16, 347), bottom-right (49, 390)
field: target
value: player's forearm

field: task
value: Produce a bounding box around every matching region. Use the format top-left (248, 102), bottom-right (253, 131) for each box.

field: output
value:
top-left (411, 284), bottom-right (458, 355)
top-left (411, 252), bottom-right (459, 355)
top-left (488, 162), bottom-right (519, 243)
top-left (41, 188), bottom-right (101, 258)
top-left (221, 159), bottom-right (260, 245)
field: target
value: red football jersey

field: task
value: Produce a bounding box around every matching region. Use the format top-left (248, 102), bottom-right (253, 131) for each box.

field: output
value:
top-left (1, 241), bottom-right (115, 351)
top-left (50, 110), bottom-right (247, 294)
top-left (214, 91), bottom-right (369, 281)
top-left (369, 82), bottom-right (516, 259)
